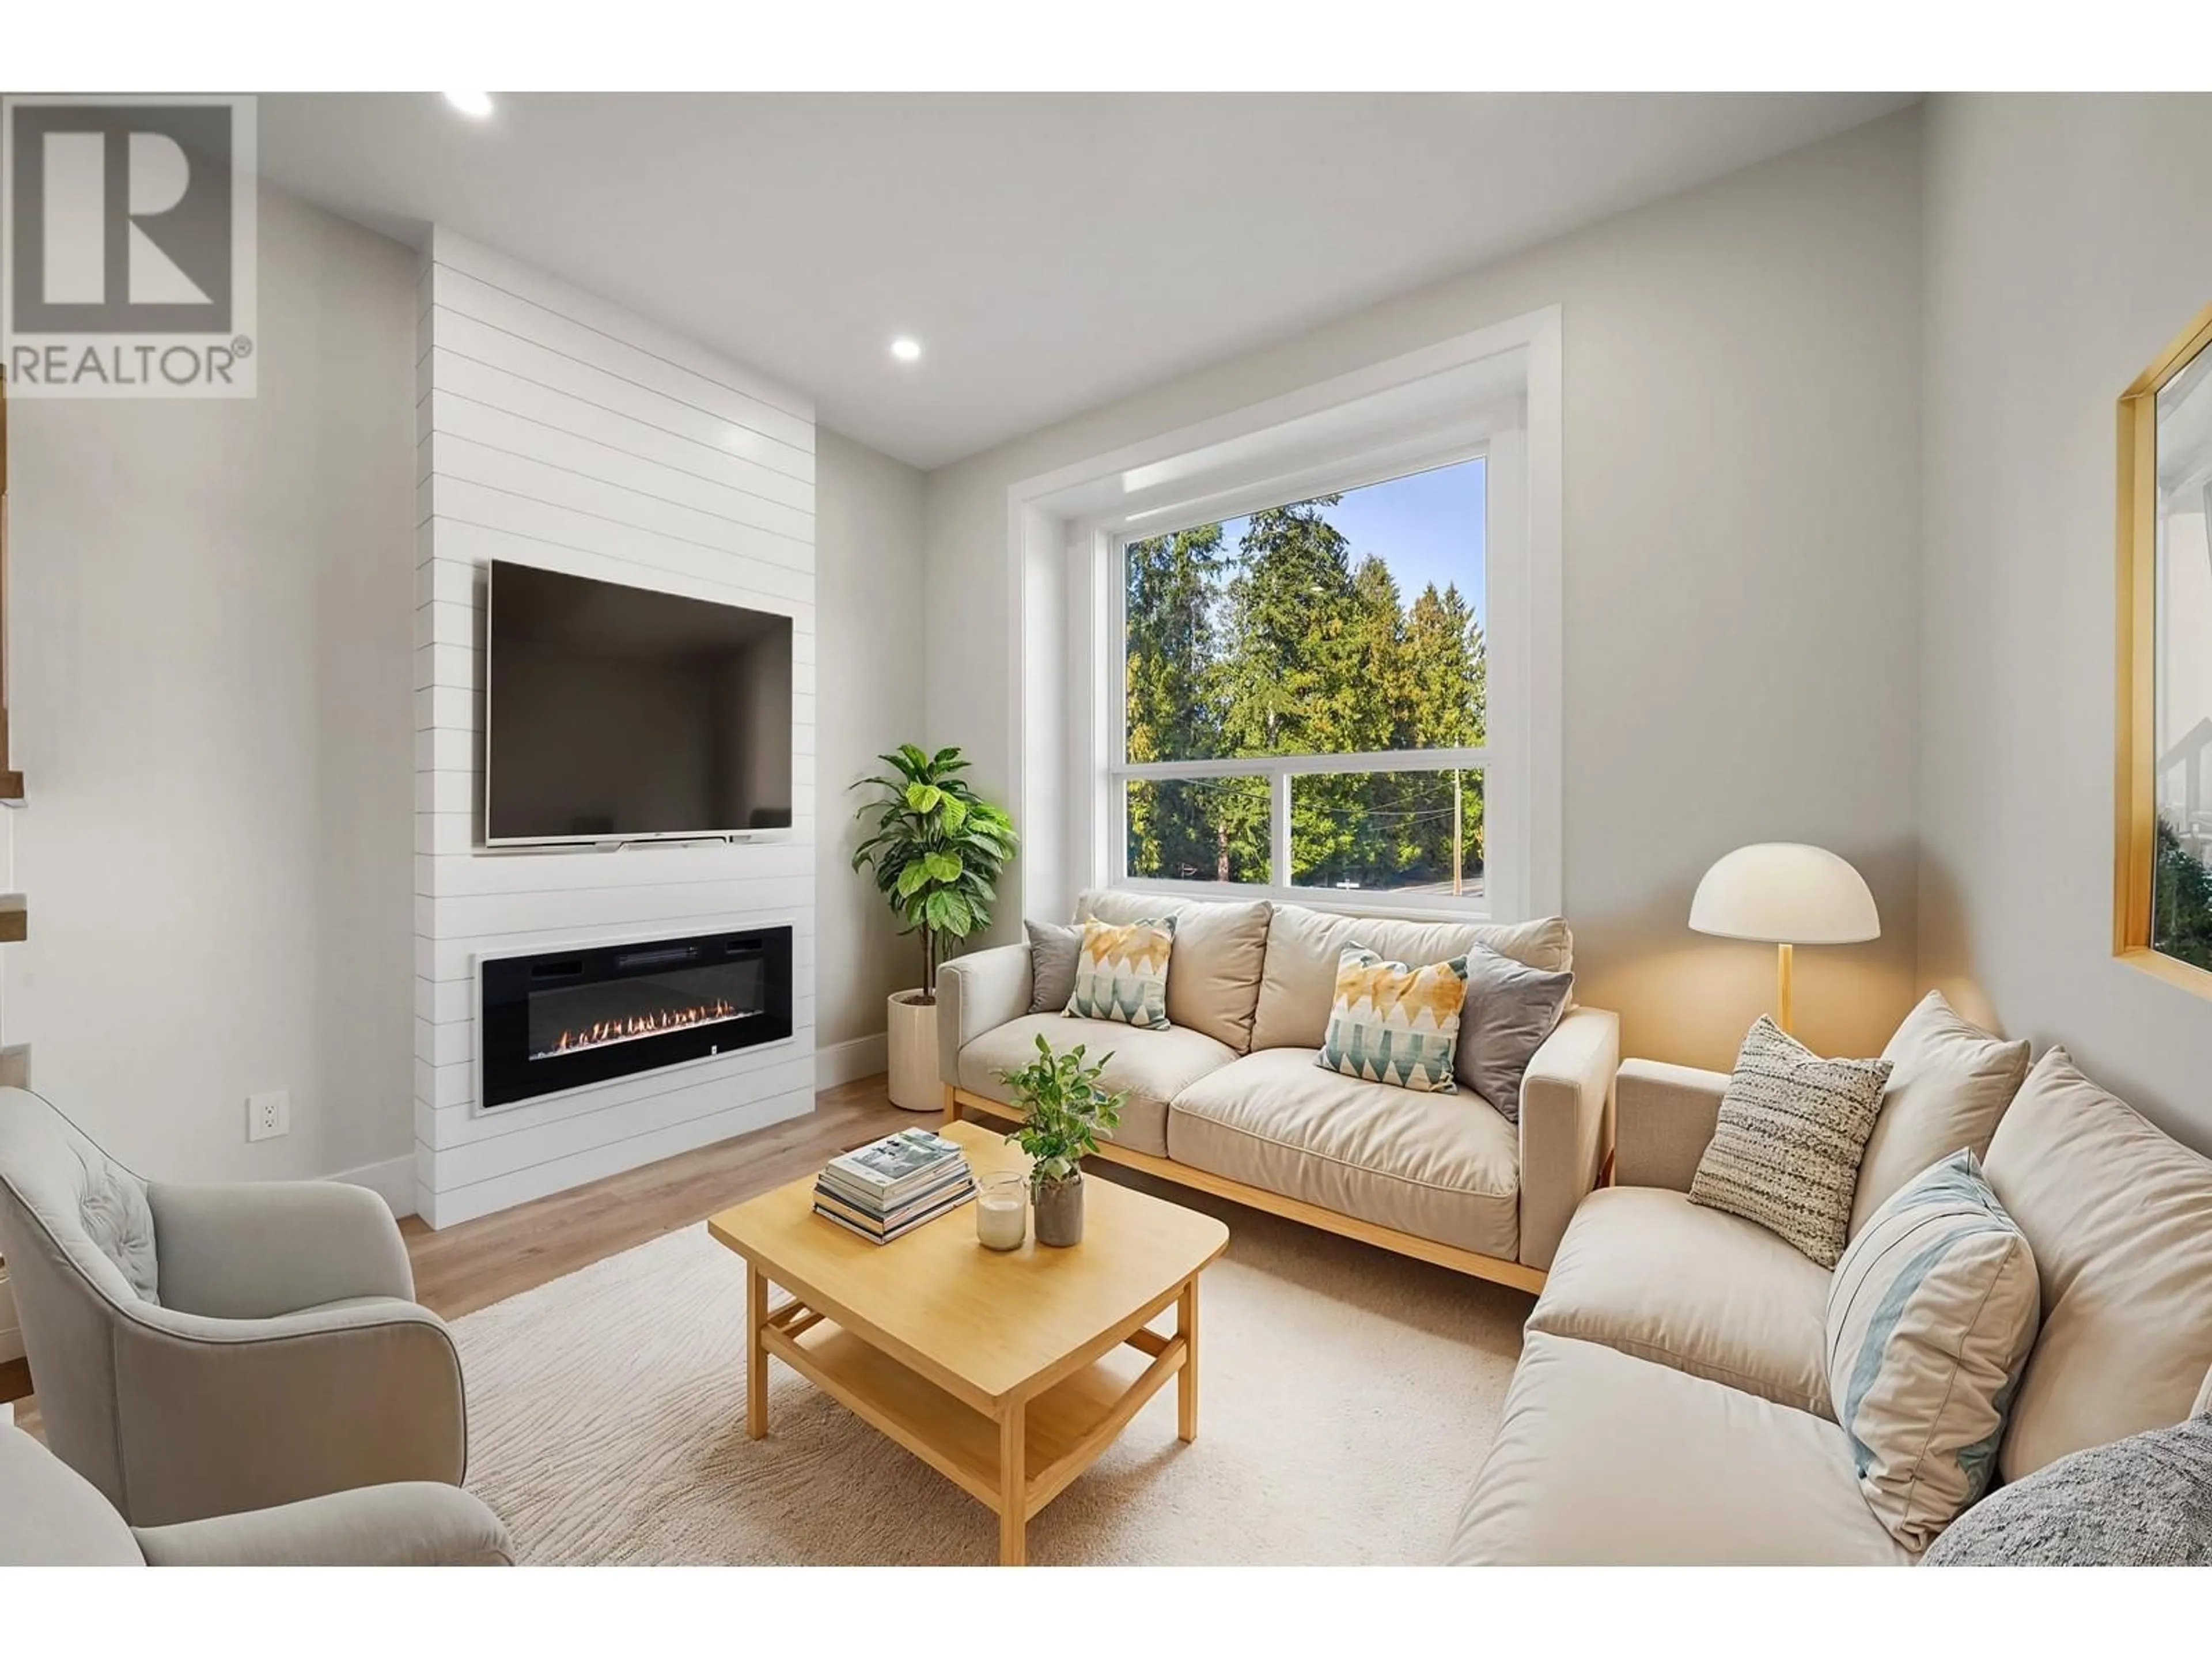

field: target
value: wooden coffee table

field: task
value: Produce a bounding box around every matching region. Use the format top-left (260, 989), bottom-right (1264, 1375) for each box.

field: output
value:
top-left (707, 1120), bottom-right (1229, 1565)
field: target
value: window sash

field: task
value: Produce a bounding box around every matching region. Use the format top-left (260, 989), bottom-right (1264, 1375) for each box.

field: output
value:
top-left (1115, 754), bottom-right (1488, 907)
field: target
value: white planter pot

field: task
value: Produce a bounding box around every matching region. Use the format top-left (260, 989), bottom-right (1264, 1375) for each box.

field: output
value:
top-left (886, 990), bottom-right (941, 1112)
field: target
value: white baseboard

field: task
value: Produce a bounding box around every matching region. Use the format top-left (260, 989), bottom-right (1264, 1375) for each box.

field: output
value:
top-left (815, 1033), bottom-right (888, 1090)
top-left (332, 1155), bottom-right (418, 1219)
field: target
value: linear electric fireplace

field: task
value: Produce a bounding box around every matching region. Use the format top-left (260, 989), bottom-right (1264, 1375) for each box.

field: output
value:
top-left (479, 926), bottom-right (794, 1110)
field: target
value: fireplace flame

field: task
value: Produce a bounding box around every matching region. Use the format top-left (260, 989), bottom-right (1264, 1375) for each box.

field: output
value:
top-left (536, 997), bottom-right (752, 1060)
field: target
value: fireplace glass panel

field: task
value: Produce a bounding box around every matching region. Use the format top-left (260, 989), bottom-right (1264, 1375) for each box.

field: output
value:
top-left (528, 959), bottom-right (766, 1060)
top-left (480, 927), bottom-right (794, 1110)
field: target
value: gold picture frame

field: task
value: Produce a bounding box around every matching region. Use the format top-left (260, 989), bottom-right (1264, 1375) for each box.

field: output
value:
top-left (2115, 297), bottom-right (2212, 993)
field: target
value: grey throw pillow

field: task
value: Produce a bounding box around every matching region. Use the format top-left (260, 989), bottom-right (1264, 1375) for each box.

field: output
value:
top-left (1456, 944), bottom-right (1573, 1122)
top-left (1922, 1415), bottom-right (2212, 1565)
top-left (1026, 919), bottom-right (1082, 1015)
top-left (1688, 1016), bottom-right (1892, 1268)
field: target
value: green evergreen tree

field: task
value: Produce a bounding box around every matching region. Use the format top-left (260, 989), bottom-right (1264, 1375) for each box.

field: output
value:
top-left (1123, 524), bottom-right (1225, 878)
top-left (1119, 475), bottom-right (1490, 896)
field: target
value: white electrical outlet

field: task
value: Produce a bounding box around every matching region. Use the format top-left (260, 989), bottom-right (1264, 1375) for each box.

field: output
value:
top-left (247, 1089), bottom-right (290, 1142)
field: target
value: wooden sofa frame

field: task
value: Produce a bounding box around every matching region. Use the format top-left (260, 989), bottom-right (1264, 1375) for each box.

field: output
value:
top-left (944, 1085), bottom-right (1551, 1296)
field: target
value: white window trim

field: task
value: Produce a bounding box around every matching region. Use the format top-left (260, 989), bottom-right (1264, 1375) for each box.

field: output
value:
top-left (1006, 306), bottom-right (1563, 927)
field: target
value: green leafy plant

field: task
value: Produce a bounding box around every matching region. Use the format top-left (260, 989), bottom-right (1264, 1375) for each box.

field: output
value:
top-left (997, 1035), bottom-right (1126, 1191)
top-left (851, 743), bottom-right (1018, 1003)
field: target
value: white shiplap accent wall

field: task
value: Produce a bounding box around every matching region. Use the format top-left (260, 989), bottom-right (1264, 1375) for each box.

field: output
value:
top-left (413, 228), bottom-right (817, 1228)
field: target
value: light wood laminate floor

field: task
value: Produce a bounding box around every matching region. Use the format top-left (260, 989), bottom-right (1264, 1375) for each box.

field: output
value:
top-left (403, 1074), bottom-right (909, 1318)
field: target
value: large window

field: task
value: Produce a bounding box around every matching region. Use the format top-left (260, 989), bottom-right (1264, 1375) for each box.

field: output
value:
top-left (1115, 460), bottom-right (1490, 902)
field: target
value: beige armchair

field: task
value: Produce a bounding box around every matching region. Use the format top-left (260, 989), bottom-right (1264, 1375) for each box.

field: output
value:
top-left (1, 1422), bottom-right (509, 1566)
top-left (0, 1087), bottom-right (468, 1526)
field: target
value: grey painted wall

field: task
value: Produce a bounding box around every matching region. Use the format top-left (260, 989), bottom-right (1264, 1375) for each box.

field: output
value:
top-left (923, 110), bottom-right (1929, 1067)
top-left (1918, 93), bottom-right (2212, 1152)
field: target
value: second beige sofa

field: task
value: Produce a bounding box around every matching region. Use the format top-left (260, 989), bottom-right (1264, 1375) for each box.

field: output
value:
top-left (1448, 1043), bottom-right (2212, 1563)
top-left (937, 889), bottom-right (1618, 1290)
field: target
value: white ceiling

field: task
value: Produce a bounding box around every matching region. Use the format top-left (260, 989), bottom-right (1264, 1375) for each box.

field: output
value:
top-left (257, 93), bottom-right (1915, 471)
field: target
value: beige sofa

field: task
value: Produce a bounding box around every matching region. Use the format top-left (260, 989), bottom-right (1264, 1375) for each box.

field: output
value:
top-left (936, 889), bottom-right (1619, 1290)
top-left (1449, 1046), bottom-right (2212, 1564)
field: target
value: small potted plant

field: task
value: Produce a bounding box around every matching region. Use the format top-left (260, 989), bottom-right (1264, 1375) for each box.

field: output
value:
top-left (997, 1035), bottom-right (1125, 1247)
top-left (851, 744), bottom-right (1018, 1110)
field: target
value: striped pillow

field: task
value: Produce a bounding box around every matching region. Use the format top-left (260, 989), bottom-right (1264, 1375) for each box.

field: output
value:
top-left (1689, 1016), bottom-right (1891, 1267)
top-left (1065, 916), bottom-right (1176, 1029)
top-left (1315, 947), bottom-right (1467, 1093)
top-left (1828, 1150), bottom-right (2041, 1552)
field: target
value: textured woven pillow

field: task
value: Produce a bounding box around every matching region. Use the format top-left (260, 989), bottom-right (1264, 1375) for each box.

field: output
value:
top-left (1828, 1150), bottom-right (2041, 1552)
top-left (1689, 1016), bottom-right (1891, 1267)
top-left (1065, 916), bottom-right (1176, 1029)
top-left (1315, 946), bottom-right (1468, 1093)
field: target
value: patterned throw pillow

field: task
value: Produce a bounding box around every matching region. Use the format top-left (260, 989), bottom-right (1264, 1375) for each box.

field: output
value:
top-left (1828, 1150), bottom-right (2041, 1551)
top-left (1315, 946), bottom-right (1468, 1093)
top-left (1065, 916), bottom-right (1176, 1029)
top-left (1688, 1016), bottom-right (1892, 1268)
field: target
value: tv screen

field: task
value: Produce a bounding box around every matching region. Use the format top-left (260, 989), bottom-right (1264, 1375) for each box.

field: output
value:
top-left (484, 562), bottom-right (794, 844)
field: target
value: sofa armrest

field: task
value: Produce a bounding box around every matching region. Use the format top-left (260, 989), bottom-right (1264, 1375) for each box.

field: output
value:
top-left (1613, 1059), bottom-right (1729, 1192)
top-left (935, 942), bottom-right (1035, 1088)
top-left (134, 1482), bottom-right (512, 1567)
top-left (147, 1179), bottom-right (415, 1319)
top-left (1517, 1006), bottom-right (1620, 1272)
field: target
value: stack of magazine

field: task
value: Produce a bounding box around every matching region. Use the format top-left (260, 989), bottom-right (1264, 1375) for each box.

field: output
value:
top-left (813, 1127), bottom-right (975, 1243)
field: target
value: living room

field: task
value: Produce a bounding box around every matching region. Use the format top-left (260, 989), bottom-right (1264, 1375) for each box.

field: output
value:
top-left (3, 14), bottom-right (2211, 1625)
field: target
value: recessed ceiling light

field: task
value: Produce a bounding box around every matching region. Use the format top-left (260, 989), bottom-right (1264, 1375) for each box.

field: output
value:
top-left (444, 91), bottom-right (496, 120)
top-left (889, 337), bottom-right (922, 363)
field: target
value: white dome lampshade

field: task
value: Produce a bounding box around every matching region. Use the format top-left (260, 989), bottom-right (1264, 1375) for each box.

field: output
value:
top-left (1689, 843), bottom-right (1878, 1033)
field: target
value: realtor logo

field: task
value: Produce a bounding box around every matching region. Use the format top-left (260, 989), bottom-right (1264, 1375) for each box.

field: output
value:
top-left (2, 94), bottom-right (257, 397)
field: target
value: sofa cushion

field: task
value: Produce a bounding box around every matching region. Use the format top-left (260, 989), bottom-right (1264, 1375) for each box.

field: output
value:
top-left (956, 1013), bottom-right (1234, 1158)
top-left (1527, 1185), bottom-right (1832, 1417)
top-left (1849, 990), bottom-right (2030, 1240)
top-left (1316, 946), bottom-right (1468, 1093)
top-left (1249, 902), bottom-right (1573, 1054)
top-left (1827, 1150), bottom-right (2040, 1551)
top-left (1077, 889), bottom-right (1270, 1051)
top-left (1984, 1047), bottom-right (2212, 1483)
top-left (1689, 1016), bottom-right (1891, 1268)
top-left (1447, 1333), bottom-right (1915, 1566)
top-left (1166, 1046), bottom-right (1518, 1259)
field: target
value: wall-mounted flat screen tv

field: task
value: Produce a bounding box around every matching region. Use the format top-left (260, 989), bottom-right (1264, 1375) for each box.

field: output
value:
top-left (484, 562), bottom-right (794, 846)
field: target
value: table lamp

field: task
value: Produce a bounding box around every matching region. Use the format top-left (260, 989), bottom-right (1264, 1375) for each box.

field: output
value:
top-left (1688, 843), bottom-right (1880, 1034)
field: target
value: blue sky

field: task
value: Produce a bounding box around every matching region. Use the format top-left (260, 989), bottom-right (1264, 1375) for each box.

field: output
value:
top-left (1216, 456), bottom-right (1487, 627)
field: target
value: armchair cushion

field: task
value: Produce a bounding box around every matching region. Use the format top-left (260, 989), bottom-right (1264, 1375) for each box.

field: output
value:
top-left (147, 1178), bottom-right (415, 1319)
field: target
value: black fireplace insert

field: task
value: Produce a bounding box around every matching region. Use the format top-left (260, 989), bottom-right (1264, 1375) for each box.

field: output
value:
top-left (479, 926), bottom-right (793, 1109)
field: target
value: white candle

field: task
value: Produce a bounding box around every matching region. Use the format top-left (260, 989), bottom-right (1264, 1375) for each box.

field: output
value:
top-left (976, 1176), bottom-right (1027, 1251)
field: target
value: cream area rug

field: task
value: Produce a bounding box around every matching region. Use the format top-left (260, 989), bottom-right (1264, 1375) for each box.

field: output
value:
top-left (453, 1171), bottom-right (1531, 1565)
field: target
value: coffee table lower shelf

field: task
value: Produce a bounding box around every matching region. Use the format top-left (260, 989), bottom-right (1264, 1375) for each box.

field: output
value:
top-left (753, 1294), bottom-right (1194, 1565)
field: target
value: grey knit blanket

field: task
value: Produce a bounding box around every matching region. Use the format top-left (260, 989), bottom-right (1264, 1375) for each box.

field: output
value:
top-left (1925, 1415), bottom-right (2212, 1566)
